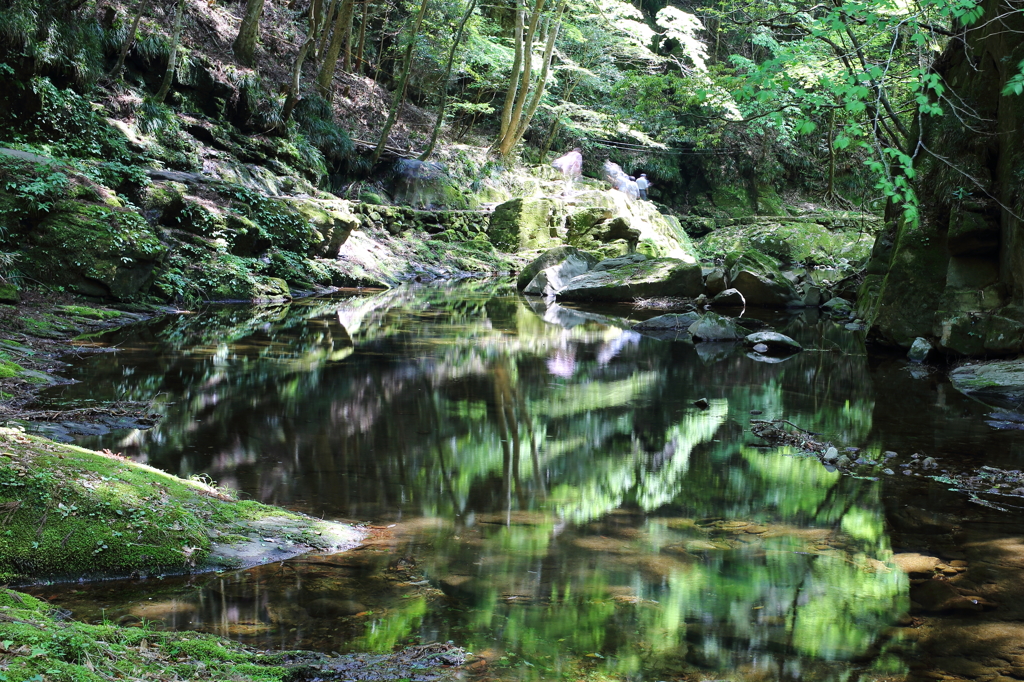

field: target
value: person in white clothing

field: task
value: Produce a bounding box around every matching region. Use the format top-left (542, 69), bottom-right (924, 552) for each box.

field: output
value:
top-left (635, 173), bottom-right (650, 200)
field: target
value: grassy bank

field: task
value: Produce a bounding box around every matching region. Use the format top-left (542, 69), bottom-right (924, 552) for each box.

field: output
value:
top-left (0, 427), bottom-right (361, 584)
top-left (0, 588), bottom-right (465, 681)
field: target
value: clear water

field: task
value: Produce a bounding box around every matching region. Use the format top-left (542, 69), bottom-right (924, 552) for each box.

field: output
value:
top-left (29, 282), bottom-right (1024, 681)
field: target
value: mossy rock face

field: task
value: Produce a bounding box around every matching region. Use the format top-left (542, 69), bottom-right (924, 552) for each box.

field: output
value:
top-left (0, 282), bottom-right (20, 304)
top-left (488, 197), bottom-right (563, 252)
top-left (755, 183), bottom-right (786, 216)
top-left (20, 199), bottom-right (167, 300)
top-left (280, 196), bottom-right (360, 258)
top-left (869, 215), bottom-right (950, 347)
top-left (700, 219), bottom-right (876, 266)
top-left (710, 185), bottom-right (755, 219)
top-left (725, 250), bottom-right (800, 308)
top-left (556, 257), bottom-right (704, 302)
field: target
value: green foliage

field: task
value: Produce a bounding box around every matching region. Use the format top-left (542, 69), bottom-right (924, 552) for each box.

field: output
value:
top-left (293, 95), bottom-right (354, 167)
top-left (0, 0), bottom-right (104, 87)
top-left (1, 78), bottom-right (131, 161)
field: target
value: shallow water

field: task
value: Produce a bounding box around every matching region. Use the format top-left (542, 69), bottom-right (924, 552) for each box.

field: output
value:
top-left (29, 282), bottom-right (1024, 681)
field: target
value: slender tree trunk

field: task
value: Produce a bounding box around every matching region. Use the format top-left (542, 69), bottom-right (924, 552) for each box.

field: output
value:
top-left (283, 0), bottom-right (325, 121)
top-left (109, 0), bottom-right (151, 80)
top-left (317, 0), bottom-right (354, 93)
top-left (420, 0), bottom-right (476, 161)
top-left (354, 0), bottom-right (369, 74)
top-left (316, 0), bottom-right (341, 61)
top-left (496, 0), bottom-right (546, 152)
top-left (154, 0), bottom-right (185, 104)
top-left (233, 0), bottom-right (266, 67)
top-left (496, 3), bottom-right (525, 142)
top-left (371, 0), bottom-right (429, 165)
top-left (341, 0), bottom-right (356, 72)
top-left (498, 0), bottom-right (566, 158)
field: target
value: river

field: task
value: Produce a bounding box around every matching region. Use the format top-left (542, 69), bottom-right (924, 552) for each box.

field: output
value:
top-left (28, 281), bottom-right (1024, 681)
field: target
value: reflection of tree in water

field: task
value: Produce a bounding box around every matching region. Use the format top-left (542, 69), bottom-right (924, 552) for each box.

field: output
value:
top-left (41, 283), bottom-right (906, 680)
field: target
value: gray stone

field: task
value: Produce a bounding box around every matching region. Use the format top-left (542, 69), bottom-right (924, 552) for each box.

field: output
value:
top-left (753, 343), bottom-right (769, 353)
top-left (556, 257), bottom-right (704, 302)
top-left (908, 337), bottom-right (932, 362)
top-left (523, 253), bottom-right (595, 296)
top-left (822, 447), bottom-right (839, 462)
top-left (592, 253), bottom-right (649, 272)
top-left (744, 331), bottom-right (802, 354)
top-left (950, 360), bottom-right (1024, 412)
top-left (631, 313), bottom-right (700, 331)
top-left (821, 297), bottom-right (853, 316)
top-left (517, 246), bottom-right (599, 290)
top-left (730, 269), bottom-right (800, 307)
top-left (705, 268), bottom-right (727, 296)
top-left (710, 288), bottom-right (746, 308)
top-left (687, 312), bottom-right (743, 341)
top-left (801, 283), bottom-right (822, 307)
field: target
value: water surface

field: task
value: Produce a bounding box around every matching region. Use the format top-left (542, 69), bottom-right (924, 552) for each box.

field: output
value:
top-left (31, 282), bottom-right (1024, 681)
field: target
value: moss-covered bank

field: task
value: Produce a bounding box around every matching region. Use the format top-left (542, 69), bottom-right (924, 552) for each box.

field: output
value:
top-left (0, 427), bottom-right (361, 584)
top-left (0, 588), bottom-right (464, 682)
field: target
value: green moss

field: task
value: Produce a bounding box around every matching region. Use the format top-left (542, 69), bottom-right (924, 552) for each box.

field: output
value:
top-left (0, 358), bottom-right (23, 378)
top-left (0, 428), bottom-right (349, 583)
top-left (56, 305), bottom-right (122, 320)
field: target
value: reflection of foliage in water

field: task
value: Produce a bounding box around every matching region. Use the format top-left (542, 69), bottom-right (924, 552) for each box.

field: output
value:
top-left (40, 282), bottom-right (904, 680)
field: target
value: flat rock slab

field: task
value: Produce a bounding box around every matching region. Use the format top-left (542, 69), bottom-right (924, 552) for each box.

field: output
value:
top-left (556, 258), bottom-right (703, 302)
top-left (688, 312), bottom-right (743, 341)
top-left (206, 515), bottom-right (363, 572)
top-left (950, 360), bottom-right (1024, 411)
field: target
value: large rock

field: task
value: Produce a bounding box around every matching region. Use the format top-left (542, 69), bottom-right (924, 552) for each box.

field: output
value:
top-left (282, 197), bottom-right (361, 258)
top-left (699, 215), bottom-right (881, 265)
top-left (687, 312), bottom-right (743, 341)
top-left (488, 197), bottom-right (563, 251)
top-left (566, 190), bottom-right (698, 262)
top-left (950, 360), bottom-right (1024, 411)
top-left (725, 250), bottom-right (800, 308)
top-left (523, 257), bottom-right (593, 296)
top-left (710, 288), bottom-right (745, 307)
top-left (19, 199), bottom-right (167, 300)
top-left (744, 332), bottom-right (802, 354)
top-left (632, 313), bottom-right (701, 331)
top-left (556, 257), bottom-right (704, 302)
top-left (517, 246), bottom-right (598, 290)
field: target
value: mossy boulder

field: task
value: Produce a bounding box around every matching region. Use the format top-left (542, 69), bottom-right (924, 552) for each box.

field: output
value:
top-left (488, 197), bottom-right (564, 251)
top-left (280, 196), bottom-right (360, 258)
top-left (0, 282), bottom-right (20, 304)
top-left (556, 257), bottom-right (704, 302)
top-left (19, 199), bottom-right (167, 300)
top-left (688, 312), bottom-right (744, 341)
top-left (699, 218), bottom-right (878, 265)
top-left (725, 250), bottom-right (800, 308)
top-left (517, 246), bottom-right (598, 290)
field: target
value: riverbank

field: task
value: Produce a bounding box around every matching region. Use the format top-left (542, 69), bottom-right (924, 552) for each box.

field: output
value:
top-left (0, 587), bottom-right (464, 681)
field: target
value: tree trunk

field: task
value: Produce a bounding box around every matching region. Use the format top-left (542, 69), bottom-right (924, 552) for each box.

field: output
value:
top-left (496, 3), bottom-right (525, 142)
top-left (108, 0), bottom-right (151, 80)
top-left (341, 0), bottom-right (356, 72)
top-left (154, 0), bottom-right (185, 104)
top-left (354, 0), bottom-right (369, 74)
top-left (497, 0), bottom-right (566, 159)
top-left (371, 0), bottom-right (429, 165)
top-left (233, 0), bottom-right (266, 67)
top-left (317, 0), bottom-right (354, 94)
top-left (316, 0), bottom-right (341, 62)
top-left (420, 0), bottom-right (476, 161)
top-left (283, 0), bottom-right (325, 121)
top-left (495, 0), bottom-right (546, 152)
